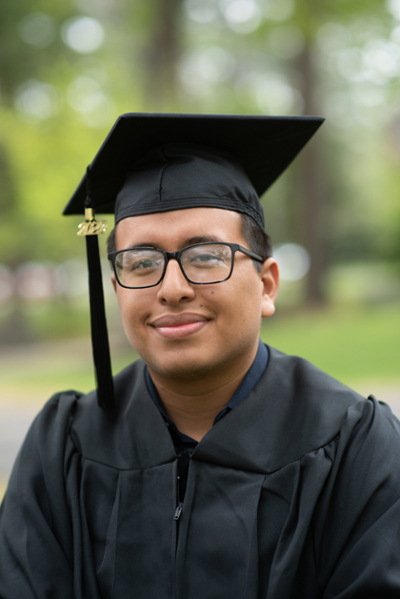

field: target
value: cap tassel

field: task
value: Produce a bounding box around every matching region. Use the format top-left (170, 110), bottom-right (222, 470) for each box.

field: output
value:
top-left (78, 167), bottom-right (115, 410)
top-left (85, 233), bottom-right (115, 410)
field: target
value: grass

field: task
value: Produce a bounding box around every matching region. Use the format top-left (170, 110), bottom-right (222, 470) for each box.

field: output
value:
top-left (260, 301), bottom-right (400, 386)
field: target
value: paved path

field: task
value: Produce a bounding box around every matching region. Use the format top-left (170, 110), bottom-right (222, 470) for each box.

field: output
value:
top-left (0, 406), bottom-right (40, 474)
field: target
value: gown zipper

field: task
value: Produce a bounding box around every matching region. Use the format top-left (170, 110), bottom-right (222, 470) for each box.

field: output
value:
top-left (174, 474), bottom-right (183, 521)
top-left (174, 503), bottom-right (183, 520)
top-left (173, 452), bottom-right (191, 598)
top-left (173, 465), bottom-right (183, 599)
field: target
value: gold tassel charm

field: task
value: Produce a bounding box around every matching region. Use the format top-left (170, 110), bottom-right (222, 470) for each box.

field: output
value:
top-left (77, 208), bottom-right (108, 236)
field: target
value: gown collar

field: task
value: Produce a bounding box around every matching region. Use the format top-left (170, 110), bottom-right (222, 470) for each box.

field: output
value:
top-left (145, 339), bottom-right (269, 445)
top-left (72, 346), bottom-right (365, 473)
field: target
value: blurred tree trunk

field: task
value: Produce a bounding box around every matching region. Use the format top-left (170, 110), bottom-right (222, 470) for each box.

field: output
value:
top-left (144, 0), bottom-right (183, 109)
top-left (296, 43), bottom-right (328, 305)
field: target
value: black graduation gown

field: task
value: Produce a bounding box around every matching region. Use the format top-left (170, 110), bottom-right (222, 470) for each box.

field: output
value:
top-left (1, 346), bottom-right (400, 598)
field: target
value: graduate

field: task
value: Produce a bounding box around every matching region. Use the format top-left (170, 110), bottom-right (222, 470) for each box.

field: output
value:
top-left (1, 113), bottom-right (400, 598)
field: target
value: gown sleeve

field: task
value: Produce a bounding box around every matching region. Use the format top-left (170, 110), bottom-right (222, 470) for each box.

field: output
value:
top-left (314, 396), bottom-right (400, 598)
top-left (0, 392), bottom-right (80, 599)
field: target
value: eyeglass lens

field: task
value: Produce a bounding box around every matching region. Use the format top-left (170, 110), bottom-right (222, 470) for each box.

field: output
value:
top-left (115, 244), bottom-right (233, 287)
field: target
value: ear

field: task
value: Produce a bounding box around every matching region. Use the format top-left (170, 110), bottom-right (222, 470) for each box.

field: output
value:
top-left (260, 258), bottom-right (279, 319)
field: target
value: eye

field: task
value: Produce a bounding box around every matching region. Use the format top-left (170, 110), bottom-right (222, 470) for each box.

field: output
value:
top-left (191, 252), bottom-right (221, 263)
top-left (117, 250), bottom-right (164, 277)
top-left (186, 246), bottom-right (231, 269)
top-left (131, 258), bottom-right (159, 271)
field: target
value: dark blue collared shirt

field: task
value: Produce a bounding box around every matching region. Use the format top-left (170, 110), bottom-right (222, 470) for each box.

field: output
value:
top-left (145, 339), bottom-right (269, 500)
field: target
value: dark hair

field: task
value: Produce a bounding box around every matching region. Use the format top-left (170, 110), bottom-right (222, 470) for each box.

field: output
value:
top-left (239, 213), bottom-right (272, 271)
top-left (107, 212), bottom-right (272, 271)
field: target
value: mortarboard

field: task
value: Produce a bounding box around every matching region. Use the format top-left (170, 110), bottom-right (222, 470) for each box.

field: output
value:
top-left (64, 112), bottom-right (324, 410)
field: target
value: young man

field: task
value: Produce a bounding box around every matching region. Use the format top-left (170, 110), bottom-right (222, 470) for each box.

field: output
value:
top-left (1, 114), bottom-right (400, 598)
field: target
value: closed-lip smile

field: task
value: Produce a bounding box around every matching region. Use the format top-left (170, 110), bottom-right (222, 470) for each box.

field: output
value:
top-left (149, 313), bottom-right (209, 339)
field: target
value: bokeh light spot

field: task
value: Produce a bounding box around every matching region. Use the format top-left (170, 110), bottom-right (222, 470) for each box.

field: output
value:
top-left (392, 25), bottom-right (400, 43)
top-left (62, 16), bottom-right (104, 54)
top-left (274, 244), bottom-right (310, 282)
top-left (18, 13), bottom-right (56, 48)
top-left (15, 80), bottom-right (61, 122)
top-left (56, 260), bottom-right (88, 298)
top-left (185, 0), bottom-right (219, 23)
top-left (67, 76), bottom-right (102, 111)
top-left (363, 39), bottom-right (400, 81)
top-left (179, 47), bottom-right (235, 95)
top-left (337, 48), bottom-right (364, 82)
top-left (67, 76), bottom-right (115, 127)
top-left (317, 22), bottom-right (351, 55)
top-left (16, 263), bottom-right (55, 301)
top-left (252, 74), bottom-right (303, 114)
top-left (387, 0), bottom-right (400, 20)
top-left (220, 0), bottom-right (262, 33)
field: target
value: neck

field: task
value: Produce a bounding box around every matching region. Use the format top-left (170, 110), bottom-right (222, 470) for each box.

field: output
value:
top-left (148, 344), bottom-right (258, 442)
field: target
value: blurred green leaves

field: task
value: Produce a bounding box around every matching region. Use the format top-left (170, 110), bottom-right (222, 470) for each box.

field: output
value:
top-left (0, 0), bottom-right (399, 318)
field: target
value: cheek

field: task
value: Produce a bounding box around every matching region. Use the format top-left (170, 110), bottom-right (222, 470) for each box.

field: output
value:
top-left (116, 290), bottom-right (150, 332)
top-left (204, 279), bottom-right (261, 321)
top-left (231, 279), bottom-right (264, 325)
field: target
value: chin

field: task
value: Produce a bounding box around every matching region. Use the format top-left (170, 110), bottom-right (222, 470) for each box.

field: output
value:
top-left (147, 357), bottom-right (213, 381)
top-left (141, 344), bottom-right (228, 381)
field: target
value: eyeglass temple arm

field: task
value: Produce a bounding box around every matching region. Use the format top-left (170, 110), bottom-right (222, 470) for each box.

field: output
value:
top-left (237, 245), bottom-right (264, 263)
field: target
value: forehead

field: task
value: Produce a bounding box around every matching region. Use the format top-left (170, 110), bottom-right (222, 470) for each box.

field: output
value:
top-left (115, 207), bottom-right (245, 249)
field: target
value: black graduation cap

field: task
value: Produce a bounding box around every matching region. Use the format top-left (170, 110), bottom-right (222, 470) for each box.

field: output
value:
top-left (64, 112), bottom-right (324, 410)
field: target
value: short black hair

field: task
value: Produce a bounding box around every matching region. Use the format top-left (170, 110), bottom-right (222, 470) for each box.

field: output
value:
top-left (107, 213), bottom-right (272, 271)
top-left (239, 213), bottom-right (272, 271)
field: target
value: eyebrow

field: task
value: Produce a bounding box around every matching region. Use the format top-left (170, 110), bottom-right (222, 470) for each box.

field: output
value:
top-left (185, 236), bottom-right (223, 245)
top-left (125, 235), bottom-right (223, 250)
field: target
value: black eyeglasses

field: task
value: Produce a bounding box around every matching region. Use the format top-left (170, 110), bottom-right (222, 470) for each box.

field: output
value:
top-left (108, 242), bottom-right (264, 289)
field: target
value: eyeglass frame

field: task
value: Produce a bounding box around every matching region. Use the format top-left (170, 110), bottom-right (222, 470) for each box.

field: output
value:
top-left (108, 242), bottom-right (265, 289)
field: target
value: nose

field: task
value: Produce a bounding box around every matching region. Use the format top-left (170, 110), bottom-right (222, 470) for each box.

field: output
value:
top-left (156, 258), bottom-right (195, 305)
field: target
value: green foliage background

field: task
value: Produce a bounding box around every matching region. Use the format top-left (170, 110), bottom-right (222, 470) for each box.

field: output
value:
top-left (0, 0), bottom-right (400, 338)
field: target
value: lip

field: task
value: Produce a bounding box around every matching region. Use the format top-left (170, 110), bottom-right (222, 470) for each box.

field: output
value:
top-left (149, 313), bottom-right (209, 339)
